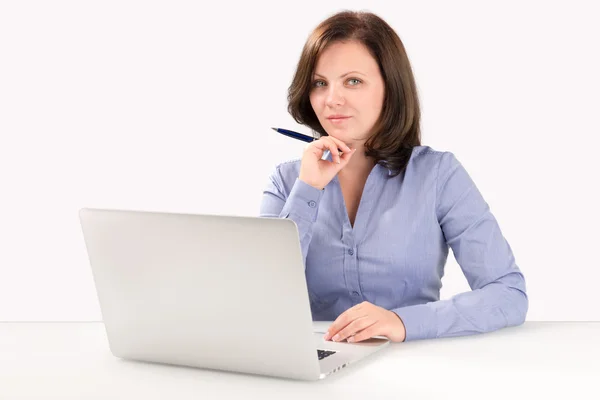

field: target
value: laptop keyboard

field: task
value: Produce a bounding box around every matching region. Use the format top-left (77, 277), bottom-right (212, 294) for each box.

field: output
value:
top-left (317, 349), bottom-right (336, 360)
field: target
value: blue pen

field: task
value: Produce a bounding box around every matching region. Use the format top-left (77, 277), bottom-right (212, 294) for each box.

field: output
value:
top-left (271, 127), bottom-right (341, 160)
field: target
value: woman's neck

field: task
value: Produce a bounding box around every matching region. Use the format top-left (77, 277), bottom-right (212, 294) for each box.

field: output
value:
top-left (338, 146), bottom-right (376, 180)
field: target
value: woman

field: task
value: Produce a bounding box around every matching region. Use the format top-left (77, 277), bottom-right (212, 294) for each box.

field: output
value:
top-left (260, 10), bottom-right (528, 343)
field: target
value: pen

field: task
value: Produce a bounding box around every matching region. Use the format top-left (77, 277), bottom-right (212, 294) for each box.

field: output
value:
top-left (271, 127), bottom-right (341, 160)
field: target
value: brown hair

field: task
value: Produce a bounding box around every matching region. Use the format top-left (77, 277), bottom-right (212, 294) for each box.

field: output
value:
top-left (287, 10), bottom-right (421, 178)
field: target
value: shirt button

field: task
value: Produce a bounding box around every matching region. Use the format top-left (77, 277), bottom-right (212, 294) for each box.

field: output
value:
top-left (352, 291), bottom-right (360, 296)
top-left (308, 200), bottom-right (316, 208)
top-left (348, 249), bottom-right (354, 255)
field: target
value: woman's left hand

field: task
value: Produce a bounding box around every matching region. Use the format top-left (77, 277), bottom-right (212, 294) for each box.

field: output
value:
top-left (324, 301), bottom-right (407, 343)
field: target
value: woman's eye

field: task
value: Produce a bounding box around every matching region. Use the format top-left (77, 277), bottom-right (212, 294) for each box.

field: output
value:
top-left (311, 78), bottom-right (361, 87)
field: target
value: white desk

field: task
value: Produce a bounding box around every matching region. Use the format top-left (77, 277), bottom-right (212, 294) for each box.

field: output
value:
top-left (1, 322), bottom-right (599, 399)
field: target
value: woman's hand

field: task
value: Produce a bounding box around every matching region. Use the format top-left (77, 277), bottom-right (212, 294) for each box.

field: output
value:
top-left (323, 301), bottom-right (407, 343)
top-left (298, 136), bottom-right (356, 190)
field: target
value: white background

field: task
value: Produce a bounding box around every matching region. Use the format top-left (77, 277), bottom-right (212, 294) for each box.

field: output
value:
top-left (1, 0), bottom-right (598, 322)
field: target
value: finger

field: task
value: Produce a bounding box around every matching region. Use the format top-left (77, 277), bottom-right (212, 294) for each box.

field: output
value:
top-left (307, 139), bottom-right (332, 160)
top-left (309, 138), bottom-right (345, 161)
top-left (324, 304), bottom-right (364, 340)
top-left (319, 137), bottom-right (343, 164)
top-left (339, 147), bottom-right (357, 163)
top-left (332, 316), bottom-right (375, 342)
top-left (347, 322), bottom-right (382, 343)
top-left (309, 139), bottom-right (328, 152)
top-left (322, 135), bottom-right (352, 153)
top-left (330, 141), bottom-right (343, 164)
top-left (321, 137), bottom-right (352, 160)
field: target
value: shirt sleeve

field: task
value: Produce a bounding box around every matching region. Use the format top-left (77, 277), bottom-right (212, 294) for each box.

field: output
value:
top-left (391, 151), bottom-right (529, 341)
top-left (259, 166), bottom-right (325, 268)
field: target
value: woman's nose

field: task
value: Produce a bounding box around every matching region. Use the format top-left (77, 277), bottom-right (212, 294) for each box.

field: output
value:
top-left (325, 85), bottom-right (344, 107)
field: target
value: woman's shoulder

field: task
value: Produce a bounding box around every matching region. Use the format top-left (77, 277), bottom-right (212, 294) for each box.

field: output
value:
top-left (265, 157), bottom-right (303, 194)
top-left (406, 145), bottom-right (461, 178)
top-left (272, 156), bottom-right (303, 177)
top-left (410, 145), bottom-right (448, 160)
top-left (386, 145), bottom-right (450, 175)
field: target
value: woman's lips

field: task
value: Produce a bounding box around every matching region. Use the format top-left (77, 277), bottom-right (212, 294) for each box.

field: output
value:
top-left (328, 116), bottom-right (351, 123)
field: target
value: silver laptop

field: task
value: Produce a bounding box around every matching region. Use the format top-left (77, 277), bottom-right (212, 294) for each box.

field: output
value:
top-left (78, 207), bottom-right (389, 381)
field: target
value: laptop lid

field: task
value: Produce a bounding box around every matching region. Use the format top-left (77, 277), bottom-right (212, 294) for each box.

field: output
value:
top-left (79, 207), bottom-right (321, 380)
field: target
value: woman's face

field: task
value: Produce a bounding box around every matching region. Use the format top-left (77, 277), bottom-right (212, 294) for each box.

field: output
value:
top-left (309, 40), bottom-right (385, 145)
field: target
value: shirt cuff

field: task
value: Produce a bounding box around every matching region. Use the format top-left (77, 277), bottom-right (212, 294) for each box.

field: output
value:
top-left (391, 303), bottom-right (438, 341)
top-left (281, 178), bottom-right (325, 223)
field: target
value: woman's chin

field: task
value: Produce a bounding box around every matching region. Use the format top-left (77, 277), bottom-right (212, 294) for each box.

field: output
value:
top-left (325, 129), bottom-right (350, 139)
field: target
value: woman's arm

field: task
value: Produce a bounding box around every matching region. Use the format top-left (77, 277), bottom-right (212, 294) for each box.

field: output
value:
top-left (392, 151), bottom-right (529, 341)
top-left (259, 166), bottom-right (324, 269)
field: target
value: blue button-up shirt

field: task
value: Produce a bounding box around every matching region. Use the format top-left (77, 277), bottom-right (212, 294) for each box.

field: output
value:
top-left (259, 145), bottom-right (528, 341)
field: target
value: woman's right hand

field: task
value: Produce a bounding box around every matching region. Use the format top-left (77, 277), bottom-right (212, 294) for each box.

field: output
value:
top-left (298, 136), bottom-right (357, 190)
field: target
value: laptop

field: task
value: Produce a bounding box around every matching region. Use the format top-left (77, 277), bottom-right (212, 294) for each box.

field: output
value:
top-left (78, 207), bottom-right (390, 381)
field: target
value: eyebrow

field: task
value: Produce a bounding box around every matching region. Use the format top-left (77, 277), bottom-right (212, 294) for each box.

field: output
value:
top-left (313, 71), bottom-right (366, 79)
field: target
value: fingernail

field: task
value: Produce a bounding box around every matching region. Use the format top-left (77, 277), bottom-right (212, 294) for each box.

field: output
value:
top-left (347, 336), bottom-right (354, 343)
top-left (332, 334), bottom-right (340, 342)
